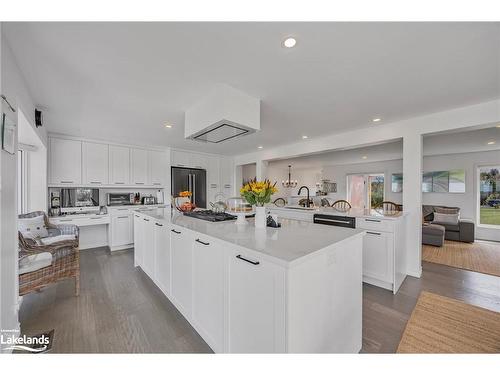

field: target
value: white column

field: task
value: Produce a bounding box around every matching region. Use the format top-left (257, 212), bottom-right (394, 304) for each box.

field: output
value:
top-left (403, 132), bottom-right (423, 277)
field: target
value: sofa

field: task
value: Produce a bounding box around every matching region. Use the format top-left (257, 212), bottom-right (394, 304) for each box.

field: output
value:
top-left (422, 205), bottom-right (475, 246)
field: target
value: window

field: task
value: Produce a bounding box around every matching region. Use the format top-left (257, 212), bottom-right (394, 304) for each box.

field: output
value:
top-left (17, 149), bottom-right (29, 214)
top-left (478, 165), bottom-right (500, 227)
top-left (347, 173), bottom-right (385, 210)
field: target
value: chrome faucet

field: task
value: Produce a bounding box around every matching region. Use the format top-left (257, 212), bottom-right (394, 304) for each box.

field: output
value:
top-left (298, 186), bottom-right (311, 207)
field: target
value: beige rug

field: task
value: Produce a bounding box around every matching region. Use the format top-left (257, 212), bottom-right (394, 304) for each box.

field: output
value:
top-left (397, 291), bottom-right (500, 353)
top-left (422, 240), bottom-right (500, 277)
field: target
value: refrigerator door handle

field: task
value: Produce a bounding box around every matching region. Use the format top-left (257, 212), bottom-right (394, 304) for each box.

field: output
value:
top-left (193, 173), bottom-right (196, 206)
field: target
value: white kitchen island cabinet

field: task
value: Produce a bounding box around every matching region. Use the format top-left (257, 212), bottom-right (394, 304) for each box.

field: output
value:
top-left (134, 208), bottom-right (365, 353)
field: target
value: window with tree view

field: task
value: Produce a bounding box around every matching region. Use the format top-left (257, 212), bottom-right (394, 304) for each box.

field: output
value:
top-left (479, 166), bottom-right (500, 226)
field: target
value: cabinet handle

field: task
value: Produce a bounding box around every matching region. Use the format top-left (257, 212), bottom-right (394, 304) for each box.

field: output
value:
top-left (176, 164), bottom-right (186, 167)
top-left (195, 238), bottom-right (210, 246)
top-left (118, 208), bottom-right (128, 211)
top-left (135, 182), bottom-right (145, 185)
top-left (134, 215), bottom-right (140, 218)
top-left (90, 217), bottom-right (102, 220)
top-left (155, 223), bottom-right (163, 227)
top-left (153, 183), bottom-right (161, 186)
top-left (90, 181), bottom-right (102, 184)
top-left (236, 254), bottom-right (260, 265)
top-left (143, 218), bottom-right (150, 222)
top-left (118, 216), bottom-right (129, 219)
top-left (171, 229), bottom-right (181, 234)
top-left (366, 231), bottom-right (381, 236)
top-left (365, 218), bottom-right (381, 222)
top-left (114, 182), bottom-right (125, 185)
top-left (60, 219), bottom-right (73, 222)
top-left (60, 181), bottom-right (74, 184)
top-left (224, 184), bottom-right (231, 188)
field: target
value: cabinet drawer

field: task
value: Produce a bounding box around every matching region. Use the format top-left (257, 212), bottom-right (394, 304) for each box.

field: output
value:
top-left (356, 217), bottom-right (394, 232)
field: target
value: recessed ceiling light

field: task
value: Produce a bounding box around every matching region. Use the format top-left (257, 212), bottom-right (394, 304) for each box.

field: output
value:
top-left (302, 135), bottom-right (308, 139)
top-left (164, 124), bottom-right (172, 128)
top-left (487, 141), bottom-right (496, 145)
top-left (283, 37), bottom-right (297, 48)
top-left (362, 155), bottom-right (368, 159)
top-left (257, 146), bottom-right (263, 149)
top-left (372, 118), bottom-right (381, 122)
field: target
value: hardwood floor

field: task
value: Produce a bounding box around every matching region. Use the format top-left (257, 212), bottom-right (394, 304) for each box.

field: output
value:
top-left (19, 247), bottom-right (500, 353)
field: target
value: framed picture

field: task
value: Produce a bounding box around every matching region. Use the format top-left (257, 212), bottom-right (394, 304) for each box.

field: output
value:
top-left (1, 112), bottom-right (16, 155)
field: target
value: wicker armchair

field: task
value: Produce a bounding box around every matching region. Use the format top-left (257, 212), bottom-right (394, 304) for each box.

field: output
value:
top-left (18, 211), bottom-right (80, 296)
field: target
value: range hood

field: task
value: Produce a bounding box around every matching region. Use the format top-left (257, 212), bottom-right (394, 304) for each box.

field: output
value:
top-left (185, 84), bottom-right (260, 143)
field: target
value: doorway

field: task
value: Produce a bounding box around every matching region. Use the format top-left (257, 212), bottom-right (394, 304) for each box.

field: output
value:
top-left (347, 173), bottom-right (385, 210)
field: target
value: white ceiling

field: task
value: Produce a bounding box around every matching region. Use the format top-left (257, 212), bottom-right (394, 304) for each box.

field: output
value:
top-left (4, 22), bottom-right (500, 155)
top-left (268, 126), bottom-right (500, 169)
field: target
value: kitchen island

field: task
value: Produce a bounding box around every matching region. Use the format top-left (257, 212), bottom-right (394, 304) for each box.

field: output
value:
top-left (133, 208), bottom-right (365, 353)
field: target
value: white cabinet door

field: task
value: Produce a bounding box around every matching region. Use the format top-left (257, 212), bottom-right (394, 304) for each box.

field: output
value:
top-left (82, 142), bottom-right (109, 185)
top-left (220, 158), bottom-right (234, 197)
top-left (190, 153), bottom-right (208, 170)
top-left (133, 214), bottom-right (144, 267)
top-left (227, 251), bottom-right (282, 353)
top-left (131, 148), bottom-right (149, 186)
top-left (170, 226), bottom-right (193, 316)
top-left (192, 236), bottom-right (225, 352)
top-left (149, 150), bottom-right (166, 187)
top-left (109, 145), bottom-right (130, 185)
top-left (207, 156), bottom-right (220, 204)
top-left (154, 221), bottom-right (171, 295)
top-left (111, 213), bottom-right (133, 247)
top-left (171, 150), bottom-right (191, 168)
top-left (362, 231), bottom-right (394, 283)
top-left (49, 138), bottom-right (82, 184)
top-left (141, 217), bottom-right (155, 278)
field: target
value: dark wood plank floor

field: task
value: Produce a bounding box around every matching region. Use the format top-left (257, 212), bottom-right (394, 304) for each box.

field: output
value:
top-left (19, 247), bottom-right (500, 353)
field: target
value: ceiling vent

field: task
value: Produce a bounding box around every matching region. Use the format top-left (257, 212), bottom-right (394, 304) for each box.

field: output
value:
top-left (185, 84), bottom-right (260, 143)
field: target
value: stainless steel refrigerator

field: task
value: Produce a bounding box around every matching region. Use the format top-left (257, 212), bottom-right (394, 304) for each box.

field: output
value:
top-left (171, 167), bottom-right (207, 208)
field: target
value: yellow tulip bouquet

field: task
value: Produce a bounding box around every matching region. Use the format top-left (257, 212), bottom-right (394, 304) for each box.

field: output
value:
top-left (240, 178), bottom-right (278, 207)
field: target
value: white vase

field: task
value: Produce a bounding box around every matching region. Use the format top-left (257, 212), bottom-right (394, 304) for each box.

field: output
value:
top-left (254, 206), bottom-right (267, 228)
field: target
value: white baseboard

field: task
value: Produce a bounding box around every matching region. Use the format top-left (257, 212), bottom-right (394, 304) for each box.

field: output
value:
top-left (407, 267), bottom-right (422, 278)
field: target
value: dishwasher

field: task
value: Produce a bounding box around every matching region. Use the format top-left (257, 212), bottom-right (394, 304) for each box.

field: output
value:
top-left (313, 214), bottom-right (356, 228)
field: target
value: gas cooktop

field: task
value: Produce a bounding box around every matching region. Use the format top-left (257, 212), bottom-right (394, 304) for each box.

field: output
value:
top-left (183, 210), bottom-right (237, 222)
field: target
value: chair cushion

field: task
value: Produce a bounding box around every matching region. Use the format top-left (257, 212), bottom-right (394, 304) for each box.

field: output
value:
top-left (39, 234), bottom-right (77, 246)
top-left (435, 207), bottom-right (460, 214)
top-left (433, 212), bottom-right (460, 225)
top-left (434, 222), bottom-right (460, 232)
top-left (19, 252), bottom-right (52, 275)
top-left (18, 215), bottom-right (49, 239)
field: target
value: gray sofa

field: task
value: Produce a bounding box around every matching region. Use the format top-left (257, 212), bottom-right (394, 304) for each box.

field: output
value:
top-left (422, 205), bottom-right (475, 246)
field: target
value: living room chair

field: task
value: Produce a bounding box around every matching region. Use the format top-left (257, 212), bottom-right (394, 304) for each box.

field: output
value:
top-left (18, 211), bottom-right (80, 296)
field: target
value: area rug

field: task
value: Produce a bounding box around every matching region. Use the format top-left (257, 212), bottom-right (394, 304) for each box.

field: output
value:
top-left (422, 240), bottom-right (500, 277)
top-left (397, 291), bottom-right (500, 353)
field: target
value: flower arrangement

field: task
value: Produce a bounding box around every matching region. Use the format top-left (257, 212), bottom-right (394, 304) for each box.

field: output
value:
top-left (240, 178), bottom-right (278, 207)
top-left (174, 191), bottom-right (195, 212)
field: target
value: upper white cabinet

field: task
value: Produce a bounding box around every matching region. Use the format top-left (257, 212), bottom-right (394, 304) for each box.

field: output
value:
top-left (109, 145), bottom-right (131, 185)
top-left (49, 138), bottom-right (82, 185)
top-left (82, 142), bottom-right (109, 185)
top-left (149, 150), bottom-right (167, 187)
top-left (130, 148), bottom-right (148, 185)
top-left (171, 150), bottom-right (191, 167)
top-left (190, 153), bottom-right (208, 170)
top-left (48, 136), bottom-right (169, 188)
top-left (220, 158), bottom-right (234, 197)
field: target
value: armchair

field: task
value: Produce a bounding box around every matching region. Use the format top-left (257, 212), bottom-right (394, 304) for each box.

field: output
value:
top-left (18, 211), bottom-right (80, 296)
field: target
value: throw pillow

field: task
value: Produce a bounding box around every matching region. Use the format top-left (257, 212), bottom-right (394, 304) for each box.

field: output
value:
top-left (435, 207), bottom-right (460, 215)
top-left (432, 212), bottom-right (460, 225)
top-left (18, 215), bottom-right (49, 239)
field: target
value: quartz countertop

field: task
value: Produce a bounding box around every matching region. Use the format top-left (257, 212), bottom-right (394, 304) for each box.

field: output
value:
top-left (269, 205), bottom-right (406, 220)
top-left (135, 208), bottom-right (365, 266)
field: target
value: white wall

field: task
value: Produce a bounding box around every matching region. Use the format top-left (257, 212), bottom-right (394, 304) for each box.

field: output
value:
top-left (0, 25), bottom-right (21, 348)
top-left (241, 163), bottom-right (256, 184)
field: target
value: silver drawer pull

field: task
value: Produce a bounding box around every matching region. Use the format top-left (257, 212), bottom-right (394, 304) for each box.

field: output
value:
top-left (60, 219), bottom-right (73, 222)
top-left (366, 231), bottom-right (381, 236)
top-left (118, 216), bottom-right (128, 219)
top-left (153, 183), bottom-right (161, 185)
top-left (90, 217), bottom-right (102, 220)
top-left (60, 181), bottom-right (73, 184)
top-left (365, 218), bottom-right (381, 223)
top-left (90, 181), bottom-right (101, 184)
top-left (135, 182), bottom-right (145, 185)
top-left (114, 182), bottom-right (125, 184)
